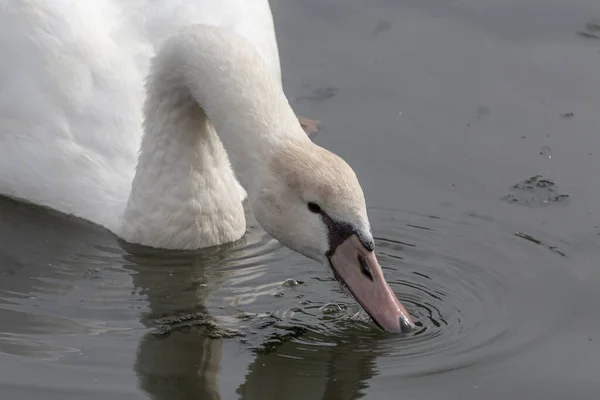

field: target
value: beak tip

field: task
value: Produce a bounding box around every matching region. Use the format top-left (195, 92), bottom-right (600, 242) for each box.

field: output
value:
top-left (399, 315), bottom-right (415, 334)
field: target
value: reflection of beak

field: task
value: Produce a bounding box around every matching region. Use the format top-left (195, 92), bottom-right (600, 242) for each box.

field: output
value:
top-left (328, 235), bottom-right (415, 333)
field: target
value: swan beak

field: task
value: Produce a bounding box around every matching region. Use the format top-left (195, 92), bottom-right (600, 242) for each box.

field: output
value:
top-left (328, 235), bottom-right (415, 334)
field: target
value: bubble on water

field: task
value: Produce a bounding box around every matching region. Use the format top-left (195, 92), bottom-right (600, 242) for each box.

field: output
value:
top-left (282, 278), bottom-right (302, 287)
top-left (320, 303), bottom-right (345, 314)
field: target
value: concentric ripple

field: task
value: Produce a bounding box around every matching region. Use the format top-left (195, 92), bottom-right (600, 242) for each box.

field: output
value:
top-left (0, 199), bottom-right (578, 384)
top-left (233, 207), bottom-right (577, 377)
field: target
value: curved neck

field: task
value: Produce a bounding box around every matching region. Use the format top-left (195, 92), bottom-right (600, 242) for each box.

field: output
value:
top-left (150, 26), bottom-right (307, 190)
top-left (120, 26), bottom-right (307, 249)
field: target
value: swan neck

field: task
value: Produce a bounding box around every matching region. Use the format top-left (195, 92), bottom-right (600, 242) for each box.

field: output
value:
top-left (159, 27), bottom-right (306, 189)
top-left (122, 26), bottom-right (311, 249)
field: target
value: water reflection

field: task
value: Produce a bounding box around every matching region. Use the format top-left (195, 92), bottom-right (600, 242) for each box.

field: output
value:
top-left (0, 196), bottom-right (388, 399)
top-left (0, 197), bottom-right (580, 399)
top-left (237, 333), bottom-right (382, 400)
top-left (125, 244), bottom-right (233, 400)
top-left (125, 239), bottom-right (383, 400)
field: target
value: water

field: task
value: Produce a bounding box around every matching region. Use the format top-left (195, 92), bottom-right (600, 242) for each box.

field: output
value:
top-left (2, 0), bottom-right (600, 399)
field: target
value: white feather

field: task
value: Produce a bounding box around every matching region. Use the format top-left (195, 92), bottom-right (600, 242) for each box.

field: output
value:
top-left (0, 0), bottom-right (282, 248)
top-left (0, 0), bottom-right (372, 257)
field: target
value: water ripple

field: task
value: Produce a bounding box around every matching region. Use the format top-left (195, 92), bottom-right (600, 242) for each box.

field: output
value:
top-left (0, 201), bottom-right (577, 381)
top-left (237, 208), bottom-right (576, 377)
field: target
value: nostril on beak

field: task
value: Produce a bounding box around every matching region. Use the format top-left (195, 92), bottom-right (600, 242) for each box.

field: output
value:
top-left (357, 255), bottom-right (374, 281)
top-left (399, 315), bottom-right (414, 334)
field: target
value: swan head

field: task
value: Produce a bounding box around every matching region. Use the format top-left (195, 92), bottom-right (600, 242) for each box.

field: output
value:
top-left (251, 140), bottom-right (415, 334)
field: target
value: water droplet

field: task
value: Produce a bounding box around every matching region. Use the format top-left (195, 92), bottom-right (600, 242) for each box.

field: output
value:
top-left (320, 303), bottom-right (345, 314)
top-left (282, 278), bottom-right (300, 287)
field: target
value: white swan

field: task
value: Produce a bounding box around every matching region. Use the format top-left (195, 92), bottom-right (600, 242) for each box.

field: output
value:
top-left (0, 0), bottom-right (414, 333)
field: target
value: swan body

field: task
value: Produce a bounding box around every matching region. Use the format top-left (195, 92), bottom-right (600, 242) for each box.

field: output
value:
top-left (0, 0), bottom-right (415, 333)
top-left (0, 0), bottom-right (279, 235)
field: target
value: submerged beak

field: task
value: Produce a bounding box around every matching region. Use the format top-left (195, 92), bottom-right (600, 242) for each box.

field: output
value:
top-left (328, 235), bottom-right (415, 333)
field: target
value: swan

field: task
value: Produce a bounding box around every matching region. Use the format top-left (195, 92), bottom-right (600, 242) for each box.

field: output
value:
top-left (0, 0), bottom-right (414, 333)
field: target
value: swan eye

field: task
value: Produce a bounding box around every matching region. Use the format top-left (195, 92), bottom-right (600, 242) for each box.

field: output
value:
top-left (307, 202), bottom-right (322, 213)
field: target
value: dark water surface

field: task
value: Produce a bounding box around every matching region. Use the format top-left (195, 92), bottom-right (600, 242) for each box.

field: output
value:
top-left (2, 0), bottom-right (600, 398)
